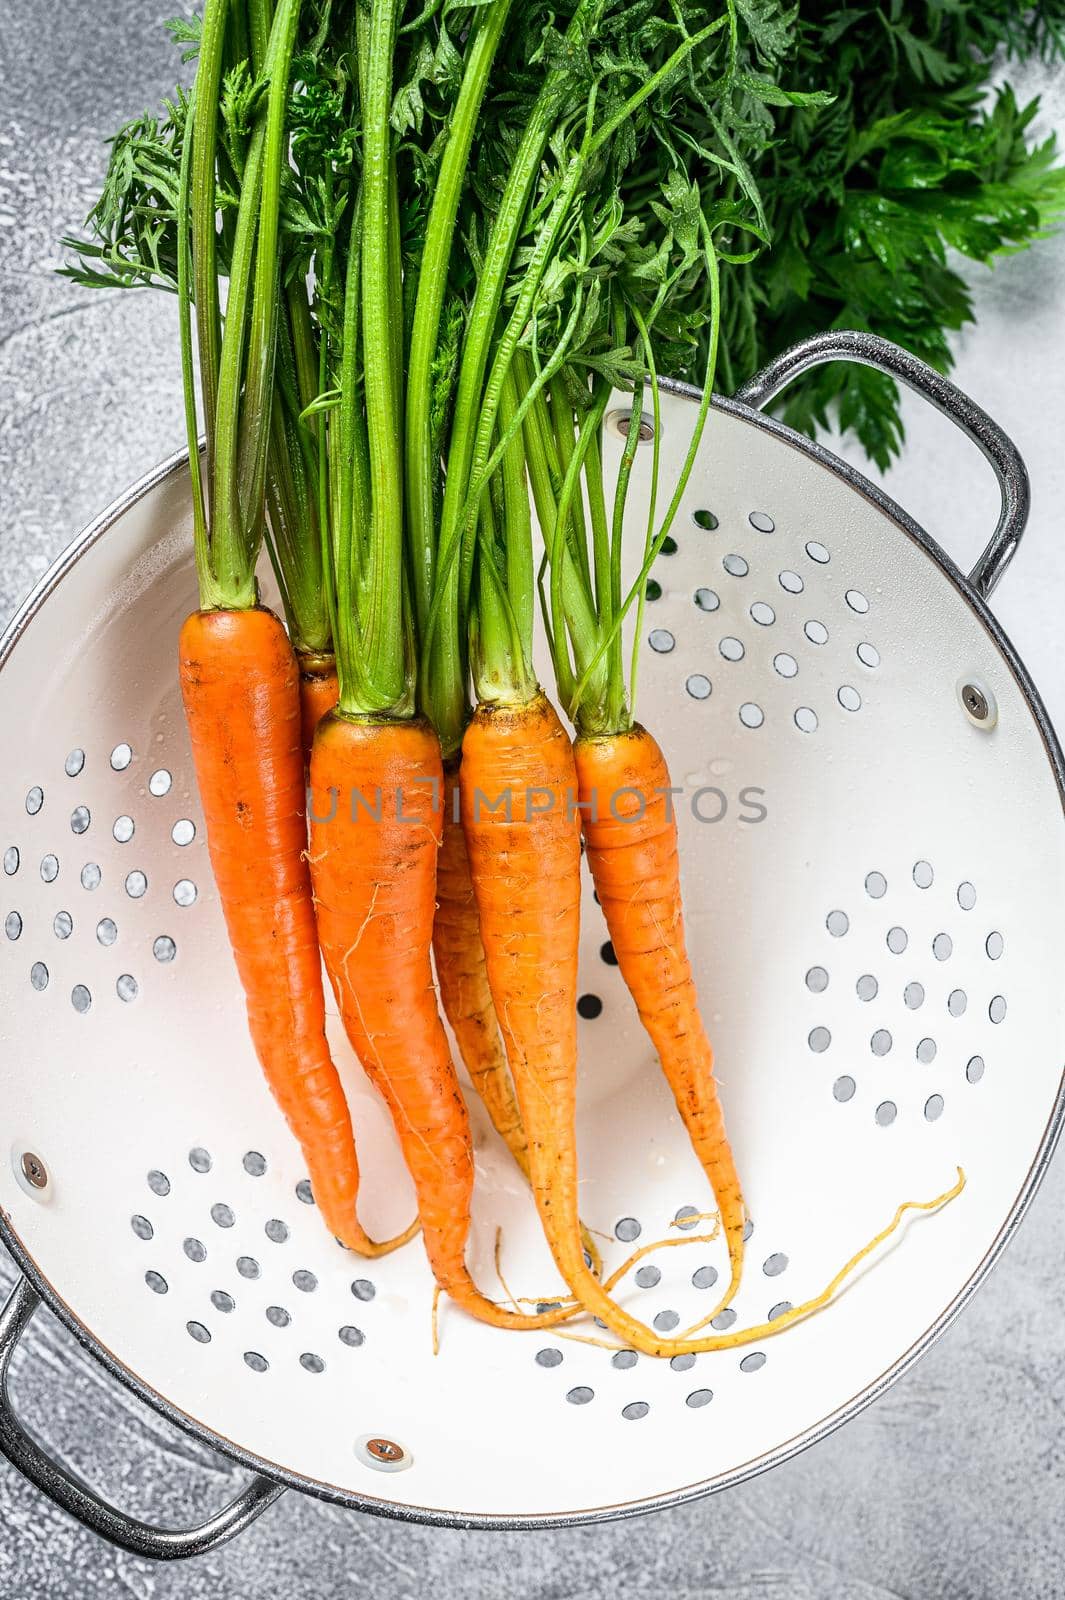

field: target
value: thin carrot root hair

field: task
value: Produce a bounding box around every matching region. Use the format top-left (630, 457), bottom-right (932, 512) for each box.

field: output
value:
top-left (532, 1169), bottom-right (966, 1357)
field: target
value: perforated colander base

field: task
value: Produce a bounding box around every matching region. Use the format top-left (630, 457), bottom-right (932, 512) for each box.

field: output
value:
top-left (1, 392), bottom-right (1063, 1523)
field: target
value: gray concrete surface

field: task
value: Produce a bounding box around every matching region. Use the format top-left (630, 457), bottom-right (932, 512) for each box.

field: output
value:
top-left (1, 5), bottom-right (1064, 1595)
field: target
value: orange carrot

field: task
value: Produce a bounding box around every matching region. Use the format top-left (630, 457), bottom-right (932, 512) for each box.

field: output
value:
top-left (308, 709), bottom-right (584, 1330)
top-left (434, 761), bottom-right (529, 1176)
top-left (574, 724), bottom-right (745, 1313)
top-left (462, 691), bottom-right (963, 1356)
top-left (296, 648), bottom-right (340, 766)
top-left (178, 608), bottom-right (414, 1258)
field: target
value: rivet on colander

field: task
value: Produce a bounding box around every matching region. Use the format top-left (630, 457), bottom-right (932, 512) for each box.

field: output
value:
top-left (20, 1151), bottom-right (48, 1190)
top-left (610, 410), bottom-right (654, 442)
top-left (357, 1436), bottom-right (413, 1473)
top-left (959, 679), bottom-right (997, 729)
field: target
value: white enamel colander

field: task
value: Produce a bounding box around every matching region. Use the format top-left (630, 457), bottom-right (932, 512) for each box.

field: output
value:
top-left (0, 332), bottom-right (1061, 1559)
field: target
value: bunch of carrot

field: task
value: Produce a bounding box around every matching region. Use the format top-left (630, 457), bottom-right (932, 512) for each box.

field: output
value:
top-left (67, 0), bottom-right (963, 1358)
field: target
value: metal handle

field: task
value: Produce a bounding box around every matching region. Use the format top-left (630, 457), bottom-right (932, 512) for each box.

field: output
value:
top-left (0, 1276), bottom-right (284, 1560)
top-left (733, 330), bottom-right (1030, 600)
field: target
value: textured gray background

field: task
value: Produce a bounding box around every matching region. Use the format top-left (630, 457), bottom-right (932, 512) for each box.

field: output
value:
top-left (2, 4), bottom-right (1065, 1595)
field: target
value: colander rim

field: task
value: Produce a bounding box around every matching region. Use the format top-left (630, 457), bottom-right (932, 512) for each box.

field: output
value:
top-left (2, 391), bottom-right (1063, 1531)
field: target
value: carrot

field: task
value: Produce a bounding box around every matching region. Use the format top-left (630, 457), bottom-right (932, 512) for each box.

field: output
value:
top-left (296, 648), bottom-right (340, 766)
top-left (435, 759), bottom-right (604, 1276)
top-left (574, 723), bottom-right (745, 1314)
top-left (434, 761), bottom-right (529, 1176)
top-left (179, 608), bottom-right (415, 1258)
top-left (462, 692), bottom-right (965, 1356)
top-left (308, 709), bottom-right (585, 1331)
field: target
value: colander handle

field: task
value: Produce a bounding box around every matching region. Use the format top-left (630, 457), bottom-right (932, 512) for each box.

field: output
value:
top-left (0, 1275), bottom-right (285, 1560)
top-left (733, 330), bottom-right (1030, 599)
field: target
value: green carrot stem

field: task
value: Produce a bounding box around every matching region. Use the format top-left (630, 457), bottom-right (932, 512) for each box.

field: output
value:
top-left (359, 0), bottom-right (405, 710)
top-left (405, 0), bottom-right (513, 647)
